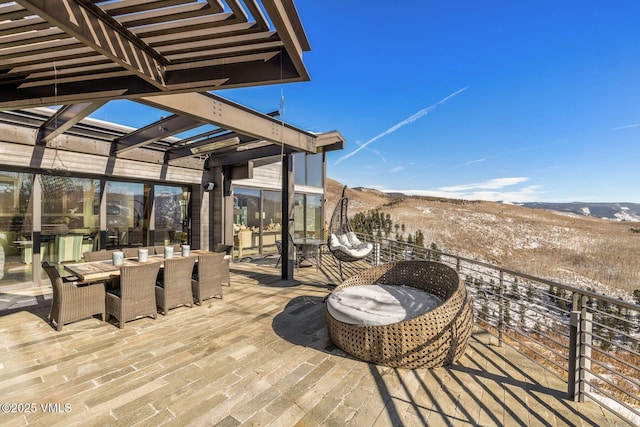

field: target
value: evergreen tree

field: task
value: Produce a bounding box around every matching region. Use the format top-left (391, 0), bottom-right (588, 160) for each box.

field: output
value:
top-left (465, 275), bottom-right (474, 288)
top-left (430, 242), bottom-right (441, 261)
top-left (519, 302), bottom-right (526, 329)
top-left (556, 287), bottom-right (568, 311)
top-left (548, 285), bottom-right (556, 305)
top-left (510, 279), bottom-right (520, 300)
top-left (489, 278), bottom-right (497, 296)
top-left (504, 300), bottom-right (512, 327)
top-left (480, 301), bottom-right (489, 322)
top-left (526, 283), bottom-right (534, 303)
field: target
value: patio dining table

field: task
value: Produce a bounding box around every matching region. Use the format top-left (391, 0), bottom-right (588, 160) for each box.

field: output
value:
top-left (293, 238), bottom-right (325, 270)
top-left (64, 250), bottom-right (220, 282)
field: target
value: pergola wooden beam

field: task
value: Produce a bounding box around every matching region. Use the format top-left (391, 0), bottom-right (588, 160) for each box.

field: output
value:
top-left (37, 101), bottom-right (107, 144)
top-left (16, 0), bottom-right (166, 89)
top-left (139, 92), bottom-right (317, 153)
top-left (114, 114), bottom-right (204, 155)
top-left (206, 130), bottom-right (346, 167)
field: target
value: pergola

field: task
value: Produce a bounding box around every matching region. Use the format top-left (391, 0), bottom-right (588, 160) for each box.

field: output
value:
top-left (0, 0), bottom-right (345, 280)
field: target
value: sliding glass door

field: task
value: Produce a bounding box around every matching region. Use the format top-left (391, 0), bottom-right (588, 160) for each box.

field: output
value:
top-left (154, 185), bottom-right (190, 246)
top-left (0, 172), bottom-right (33, 286)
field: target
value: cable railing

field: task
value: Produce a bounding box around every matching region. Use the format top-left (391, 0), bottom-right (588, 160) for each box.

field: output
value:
top-left (354, 233), bottom-right (640, 425)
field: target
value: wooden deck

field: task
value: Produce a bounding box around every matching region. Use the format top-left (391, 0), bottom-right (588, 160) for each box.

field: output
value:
top-left (0, 256), bottom-right (629, 426)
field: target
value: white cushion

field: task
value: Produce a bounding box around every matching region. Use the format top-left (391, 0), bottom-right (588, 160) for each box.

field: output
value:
top-left (346, 231), bottom-right (362, 246)
top-left (326, 284), bottom-right (443, 326)
top-left (329, 233), bottom-right (373, 258)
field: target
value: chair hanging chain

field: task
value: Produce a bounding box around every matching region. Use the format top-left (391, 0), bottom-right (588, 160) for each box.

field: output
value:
top-left (49, 62), bottom-right (67, 173)
top-left (277, 46), bottom-right (286, 183)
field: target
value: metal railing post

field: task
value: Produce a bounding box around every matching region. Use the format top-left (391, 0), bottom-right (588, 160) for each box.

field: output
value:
top-left (580, 310), bottom-right (593, 402)
top-left (498, 270), bottom-right (504, 345)
top-left (374, 241), bottom-right (380, 266)
top-left (568, 310), bottom-right (581, 400)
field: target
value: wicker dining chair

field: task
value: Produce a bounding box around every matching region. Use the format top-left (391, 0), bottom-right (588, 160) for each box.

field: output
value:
top-left (156, 256), bottom-right (196, 315)
top-left (122, 247), bottom-right (138, 258)
top-left (106, 262), bottom-right (161, 328)
top-left (83, 249), bottom-right (115, 262)
top-left (221, 256), bottom-right (231, 287)
top-left (42, 261), bottom-right (106, 331)
top-left (191, 252), bottom-right (224, 305)
top-left (212, 244), bottom-right (233, 287)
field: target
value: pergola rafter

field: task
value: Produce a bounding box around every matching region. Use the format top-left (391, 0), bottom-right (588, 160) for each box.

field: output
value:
top-left (16, 0), bottom-right (167, 89)
top-left (0, 0), bottom-right (311, 109)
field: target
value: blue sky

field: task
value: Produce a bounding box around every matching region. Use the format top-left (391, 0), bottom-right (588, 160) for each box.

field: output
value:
top-left (95, 1), bottom-right (640, 203)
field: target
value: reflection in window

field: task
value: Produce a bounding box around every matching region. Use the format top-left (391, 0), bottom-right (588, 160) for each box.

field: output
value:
top-left (41, 176), bottom-right (100, 264)
top-left (106, 181), bottom-right (147, 249)
top-left (306, 194), bottom-right (322, 239)
top-left (263, 191), bottom-right (282, 255)
top-left (0, 171), bottom-right (33, 285)
top-left (306, 154), bottom-right (323, 187)
top-left (233, 188), bottom-right (260, 258)
top-left (154, 185), bottom-right (189, 246)
top-left (293, 193), bottom-right (323, 239)
top-left (294, 153), bottom-right (306, 185)
top-left (293, 194), bottom-right (305, 239)
top-left (293, 153), bottom-right (323, 188)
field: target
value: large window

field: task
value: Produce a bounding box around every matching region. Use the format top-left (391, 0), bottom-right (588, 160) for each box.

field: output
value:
top-left (0, 172), bottom-right (33, 285)
top-left (0, 171), bottom-right (199, 287)
top-left (154, 185), bottom-right (189, 246)
top-left (306, 154), bottom-right (323, 187)
top-left (41, 176), bottom-right (100, 263)
top-left (106, 181), bottom-right (148, 249)
top-left (263, 190), bottom-right (282, 255)
top-left (293, 153), bottom-right (324, 187)
top-left (293, 193), bottom-right (322, 239)
top-left (306, 194), bottom-right (323, 239)
top-left (233, 188), bottom-right (260, 258)
top-left (232, 188), bottom-right (283, 258)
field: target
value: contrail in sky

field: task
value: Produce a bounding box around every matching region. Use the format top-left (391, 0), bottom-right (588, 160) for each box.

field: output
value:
top-left (334, 87), bottom-right (468, 165)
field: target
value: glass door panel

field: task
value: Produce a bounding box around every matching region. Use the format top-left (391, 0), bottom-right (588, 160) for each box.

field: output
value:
top-left (41, 176), bottom-right (100, 263)
top-left (262, 190), bottom-right (282, 256)
top-left (154, 185), bottom-right (189, 246)
top-left (0, 171), bottom-right (33, 286)
top-left (106, 181), bottom-right (147, 249)
top-left (233, 188), bottom-right (260, 259)
top-left (306, 194), bottom-right (322, 239)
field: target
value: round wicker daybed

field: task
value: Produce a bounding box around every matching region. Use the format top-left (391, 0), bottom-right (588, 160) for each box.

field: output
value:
top-left (325, 261), bottom-right (473, 369)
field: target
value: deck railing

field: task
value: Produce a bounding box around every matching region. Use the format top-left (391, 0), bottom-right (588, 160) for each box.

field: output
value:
top-left (353, 233), bottom-right (640, 425)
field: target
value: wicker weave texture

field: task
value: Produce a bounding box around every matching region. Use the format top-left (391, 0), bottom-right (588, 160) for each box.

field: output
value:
top-left (156, 256), bottom-right (196, 315)
top-left (83, 250), bottom-right (115, 262)
top-left (326, 261), bottom-right (473, 369)
top-left (43, 262), bottom-right (106, 331)
top-left (192, 253), bottom-right (224, 304)
top-left (106, 262), bottom-right (161, 328)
